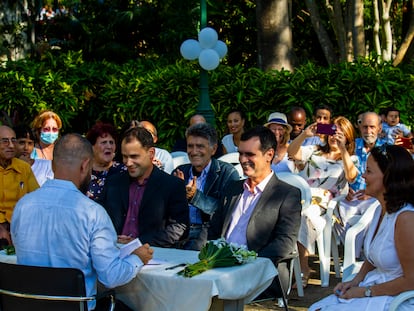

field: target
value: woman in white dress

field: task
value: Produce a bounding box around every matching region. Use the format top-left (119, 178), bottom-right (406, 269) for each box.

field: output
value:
top-left (287, 116), bottom-right (358, 287)
top-left (221, 109), bottom-right (245, 153)
top-left (310, 144), bottom-right (414, 311)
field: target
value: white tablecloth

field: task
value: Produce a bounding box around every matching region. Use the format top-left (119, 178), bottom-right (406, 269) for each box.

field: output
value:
top-left (0, 247), bottom-right (277, 311)
top-left (114, 247), bottom-right (277, 311)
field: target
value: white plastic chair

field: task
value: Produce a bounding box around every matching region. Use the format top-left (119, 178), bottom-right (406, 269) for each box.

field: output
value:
top-left (340, 200), bottom-right (381, 282)
top-left (277, 172), bottom-right (312, 297)
top-left (172, 155), bottom-right (190, 169)
top-left (218, 152), bottom-right (240, 165)
top-left (389, 291), bottom-right (414, 311)
top-left (233, 164), bottom-right (246, 180)
top-left (170, 151), bottom-right (188, 158)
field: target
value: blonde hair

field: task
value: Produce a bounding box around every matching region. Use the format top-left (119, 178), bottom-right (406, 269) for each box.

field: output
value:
top-left (31, 110), bottom-right (62, 135)
top-left (333, 116), bottom-right (356, 154)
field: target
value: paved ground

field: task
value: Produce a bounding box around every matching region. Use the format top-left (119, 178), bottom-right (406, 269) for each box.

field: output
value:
top-left (245, 255), bottom-right (341, 311)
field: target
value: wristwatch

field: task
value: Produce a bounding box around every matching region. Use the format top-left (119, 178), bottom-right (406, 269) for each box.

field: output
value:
top-left (364, 286), bottom-right (372, 297)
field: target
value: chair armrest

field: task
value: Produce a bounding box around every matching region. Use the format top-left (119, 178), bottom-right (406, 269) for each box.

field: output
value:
top-left (96, 290), bottom-right (116, 311)
top-left (343, 201), bottom-right (380, 269)
top-left (389, 290), bottom-right (414, 311)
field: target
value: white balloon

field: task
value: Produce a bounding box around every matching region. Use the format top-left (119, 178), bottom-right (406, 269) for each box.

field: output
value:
top-left (198, 49), bottom-right (220, 71)
top-left (180, 39), bottom-right (201, 60)
top-left (198, 27), bottom-right (218, 49)
top-left (213, 40), bottom-right (228, 59)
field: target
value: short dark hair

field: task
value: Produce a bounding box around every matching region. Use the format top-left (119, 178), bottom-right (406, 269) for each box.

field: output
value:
top-left (54, 133), bottom-right (93, 166)
top-left (85, 121), bottom-right (118, 146)
top-left (122, 126), bottom-right (154, 149)
top-left (313, 104), bottom-right (333, 117)
top-left (13, 124), bottom-right (35, 141)
top-left (227, 109), bottom-right (246, 121)
top-left (370, 144), bottom-right (414, 213)
top-left (241, 126), bottom-right (277, 153)
top-left (385, 107), bottom-right (400, 117)
top-left (185, 123), bottom-right (218, 146)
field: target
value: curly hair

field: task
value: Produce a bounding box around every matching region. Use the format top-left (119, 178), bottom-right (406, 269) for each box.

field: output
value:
top-left (370, 144), bottom-right (414, 213)
top-left (85, 121), bottom-right (118, 146)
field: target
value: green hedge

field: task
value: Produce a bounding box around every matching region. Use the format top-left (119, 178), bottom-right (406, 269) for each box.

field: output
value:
top-left (1, 51), bottom-right (413, 149)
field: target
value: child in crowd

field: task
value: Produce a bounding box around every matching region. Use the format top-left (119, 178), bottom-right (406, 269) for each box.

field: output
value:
top-left (381, 107), bottom-right (412, 145)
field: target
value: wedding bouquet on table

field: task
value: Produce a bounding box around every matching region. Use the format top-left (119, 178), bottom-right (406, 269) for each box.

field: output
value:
top-left (178, 238), bottom-right (257, 278)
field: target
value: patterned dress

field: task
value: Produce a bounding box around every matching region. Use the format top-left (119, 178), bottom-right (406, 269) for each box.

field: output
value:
top-left (87, 161), bottom-right (127, 201)
top-left (297, 145), bottom-right (358, 253)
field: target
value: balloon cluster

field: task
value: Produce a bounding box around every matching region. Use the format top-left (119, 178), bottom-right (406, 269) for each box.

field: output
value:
top-left (180, 27), bottom-right (228, 71)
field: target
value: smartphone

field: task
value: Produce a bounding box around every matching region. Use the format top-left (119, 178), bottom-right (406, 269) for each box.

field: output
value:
top-left (398, 137), bottom-right (413, 149)
top-left (316, 123), bottom-right (337, 135)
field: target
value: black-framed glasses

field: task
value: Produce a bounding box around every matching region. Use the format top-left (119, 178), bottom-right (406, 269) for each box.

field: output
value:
top-left (0, 137), bottom-right (17, 145)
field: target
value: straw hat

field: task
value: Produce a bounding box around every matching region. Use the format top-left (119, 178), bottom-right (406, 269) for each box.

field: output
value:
top-left (264, 112), bottom-right (292, 133)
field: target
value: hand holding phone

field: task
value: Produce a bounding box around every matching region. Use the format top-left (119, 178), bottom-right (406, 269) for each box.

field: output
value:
top-left (316, 123), bottom-right (337, 135)
top-left (396, 137), bottom-right (413, 149)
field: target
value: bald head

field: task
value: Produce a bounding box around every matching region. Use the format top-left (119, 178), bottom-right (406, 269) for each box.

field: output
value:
top-left (139, 121), bottom-right (158, 143)
top-left (53, 133), bottom-right (93, 193)
top-left (189, 114), bottom-right (206, 126)
top-left (53, 133), bottom-right (93, 168)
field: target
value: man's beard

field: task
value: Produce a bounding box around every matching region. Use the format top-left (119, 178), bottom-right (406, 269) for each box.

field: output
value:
top-left (363, 135), bottom-right (377, 145)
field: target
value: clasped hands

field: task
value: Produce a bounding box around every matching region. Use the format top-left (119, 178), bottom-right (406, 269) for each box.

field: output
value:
top-left (333, 281), bottom-right (366, 299)
top-left (173, 169), bottom-right (197, 200)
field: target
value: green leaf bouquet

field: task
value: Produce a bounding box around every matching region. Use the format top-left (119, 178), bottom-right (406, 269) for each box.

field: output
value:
top-left (178, 238), bottom-right (257, 278)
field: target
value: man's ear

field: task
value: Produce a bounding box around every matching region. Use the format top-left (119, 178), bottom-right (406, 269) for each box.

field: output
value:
top-left (211, 143), bottom-right (218, 156)
top-left (266, 148), bottom-right (275, 163)
top-left (80, 157), bottom-right (91, 178)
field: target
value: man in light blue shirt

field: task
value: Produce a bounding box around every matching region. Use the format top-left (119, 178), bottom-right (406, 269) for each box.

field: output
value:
top-left (11, 133), bottom-right (153, 311)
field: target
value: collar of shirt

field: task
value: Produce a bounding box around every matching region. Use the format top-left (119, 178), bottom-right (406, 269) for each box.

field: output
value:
top-left (243, 170), bottom-right (274, 195)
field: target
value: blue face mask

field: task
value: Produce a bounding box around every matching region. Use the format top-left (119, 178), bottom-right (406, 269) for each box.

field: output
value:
top-left (40, 132), bottom-right (59, 145)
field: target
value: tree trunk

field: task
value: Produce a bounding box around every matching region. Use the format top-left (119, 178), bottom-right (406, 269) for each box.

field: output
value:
top-left (322, 0), bottom-right (348, 61)
top-left (305, 0), bottom-right (338, 64)
top-left (393, 0), bottom-right (414, 65)
top-left (380, 0), bottom-right (393, 61)
top-left (352, 0), bottom-right (366, 58)
top-left (373, 0), bottom-right (382, 56)
top-left (256, 0), bottom-right (294, 72)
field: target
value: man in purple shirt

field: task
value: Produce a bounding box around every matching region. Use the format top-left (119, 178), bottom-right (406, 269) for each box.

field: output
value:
top-left (100, 127), bottom-right (189, 247)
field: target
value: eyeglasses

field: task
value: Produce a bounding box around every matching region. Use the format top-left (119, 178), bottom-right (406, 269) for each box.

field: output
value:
top-left (42, 127), bottom-right (59, 133)
top-left (0, 138), bottom-right (17, 145)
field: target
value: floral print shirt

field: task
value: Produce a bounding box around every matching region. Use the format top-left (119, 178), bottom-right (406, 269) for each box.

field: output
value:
top-left (87, 161), bottom-right (127, 201)
top-left (298, 145), bottom-right (358, 207)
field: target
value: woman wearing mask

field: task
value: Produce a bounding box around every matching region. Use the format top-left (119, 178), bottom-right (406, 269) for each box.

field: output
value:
top-left (31, 110), bottom-right (62, 160)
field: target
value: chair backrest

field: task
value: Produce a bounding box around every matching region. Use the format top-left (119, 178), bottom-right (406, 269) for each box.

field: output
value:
top-left (277, 172), bottom-right (312, 210)
top-left (172, 154), bottom-right (190, 169)
top-left (0, 262), bottom-right (91, 311)
top-left (218, 152), bottom-right (240, 165)
top-left (170, 151), bottom-right (188, 158)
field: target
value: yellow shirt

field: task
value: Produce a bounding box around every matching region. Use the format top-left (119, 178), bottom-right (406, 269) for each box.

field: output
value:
top-left (0, 158), bottom-right (39, 223)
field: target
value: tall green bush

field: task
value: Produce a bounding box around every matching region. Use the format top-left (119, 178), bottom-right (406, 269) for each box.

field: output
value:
top-left (1, 51), bottom-right (413, 149)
